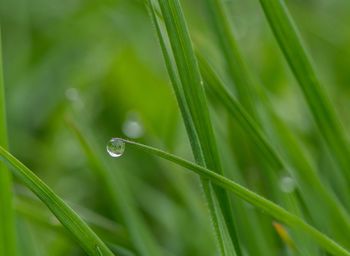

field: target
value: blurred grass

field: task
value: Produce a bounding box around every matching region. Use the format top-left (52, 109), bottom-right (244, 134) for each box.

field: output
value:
top-left (0, 145), bottom-right (114, 256)
top-left (0, 26), bottom-right (16, 256)
top-left (1, 0), bottom-right (350, 255)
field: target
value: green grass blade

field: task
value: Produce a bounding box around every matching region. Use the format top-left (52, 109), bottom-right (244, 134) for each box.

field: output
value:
top-left (0, 27), bottom-right (16, 256)
top-left (150, 0), bottom-right (241, 254)
top-left (201, 0), bottom-right (256, 115)
top-left (0, 146), bottom-right (115, 256)
top-left (198, 55), bottom-right (282, 171)
top-left (146, 4), bottom-right (230, 250)
top-left (258, 0), bottom-right (350, 188)
top-left (199, 55), bottom-right (350, 248)
top-left (156, 0), bottom-right (220, 171)
top-left (257, 90), bottom-right (350, 248)
top-left (67, 120), bottom-right (163, 256)
top-left (14, 193), bottom-right (128, 244)
top-left (146, 2), bottom-right (229, 253)
top-left (119, 138), bottom-right (350, 256)
top-left (145, 0), bottom-right (202, 162)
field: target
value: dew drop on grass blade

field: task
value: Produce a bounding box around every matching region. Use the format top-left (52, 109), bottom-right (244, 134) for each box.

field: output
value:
top-left (107, 138), bottom-right (126, 158)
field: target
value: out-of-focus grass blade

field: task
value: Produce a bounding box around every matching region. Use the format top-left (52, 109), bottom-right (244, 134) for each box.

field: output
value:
top-left (257, 89), bottom-right (350, 249)
top-left (108, 244), bottom-right (136, 256)
top-left (15, 194), bottom-right (135, 255)
top-left (0, 146), bottom-right (114, 256)
top-left (66, 120), bottom-right (163, 256)
top-left (258, 0), bottom-right (350, 190)
top-left (0, 27), bottom-right (16, 256)
top-left (14, 193), bottom-right (128, 244)
top-left (215, 127), bottom-right (279, 255)
top-left (120, 138), bottom-right (350, 256)
top-left (16, 217), bottom-right (39, 256)
top-left (272, 222), bottom-right (297, 252)
top-left (148, 0), bottom-right (241, 255)
top-left (201, 0), bottom-right (256, 116)
top-left (197, 55), bottom-right (280, 171)
top-left (199, 55), bottom-right (350, 248)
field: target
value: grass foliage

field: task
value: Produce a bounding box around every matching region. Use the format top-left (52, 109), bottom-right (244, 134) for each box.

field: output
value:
top-left (1, 0), bottom-right (350, 255)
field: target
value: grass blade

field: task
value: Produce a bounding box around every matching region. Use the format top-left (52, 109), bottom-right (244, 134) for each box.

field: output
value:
top-left (145, 0), bottom-right (202, 161)
top-left (149, 0), bottom-right (241, 254)
top-left (199, 55), bottom-right (350, 248)
top-left (201, 0), bottom-right (256, 115)
top-left (0, 146), bottom-right (115, 256)
top-left (66, 120), bottom-right (163, 256)
top-left (119, 138), bottom-right (350, 256)
top-left (14, 192), bottom-right (128, 245)
top-left (197, 55), bottom-right (281, 171)
top-left (0, 27), bottom-right (16, 256)
top-left (258, 0), bottom-right (350, 190)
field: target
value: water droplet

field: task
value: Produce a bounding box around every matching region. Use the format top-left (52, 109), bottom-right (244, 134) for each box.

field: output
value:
top-left (279, 176), bottom-right (296, 193)
top-left (107, 138), bottom-right (125, 157)
top-left (200, 80), bottom-right (204, 86)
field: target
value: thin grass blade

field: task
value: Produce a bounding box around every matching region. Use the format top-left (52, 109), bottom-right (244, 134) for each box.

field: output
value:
top-left (0, 27), bottom-right (16, 256)
top-left (199, 55), bottom-right (350, 248)
top-left (201, 0), bottom-right (256, 116)
top-left (258, 0), bottom-right (350, 191)
top-left (67, 120), bottom-right (163, 256)
top-left (149, 0), bottom-right (241, 254)
top-left (0, 146), bottom-right (115, 256)
top-left (119, 138), bottom-right (350, 256)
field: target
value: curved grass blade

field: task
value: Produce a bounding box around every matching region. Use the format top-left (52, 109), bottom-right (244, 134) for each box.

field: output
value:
top-left (119, 138), bottom-right (350, 256)
top-left (0, 146), bottom-right (115, 256)
top-left (149, 0), bottom-right (241, 254)
top-left (0, 27), bottom-right (16, 256)
top-left (66, 120), bottom-right (163, 256)
top-left (198, 55), bottom-right (350, 248)
top-left (15, 197), bottom-right (135, 255)
top-left (258, 0), bottom-right (350, 191)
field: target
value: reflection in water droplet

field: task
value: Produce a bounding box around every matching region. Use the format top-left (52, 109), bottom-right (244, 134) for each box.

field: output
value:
top-left (279, 176), bottom-right (296, 193)
top-left (107, 138), bottom-right (125, 157)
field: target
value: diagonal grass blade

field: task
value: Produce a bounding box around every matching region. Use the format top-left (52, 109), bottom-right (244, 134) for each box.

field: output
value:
top-left (258, 0), bottom-right (350, 191)
top-left (119, 138), bottom-right (350, 256)
top-left (0, 146), bottom-right (115, 256)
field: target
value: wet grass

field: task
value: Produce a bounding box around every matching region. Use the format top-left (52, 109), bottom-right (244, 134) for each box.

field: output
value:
top-left (1, 0), bottom-right (350, 255)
